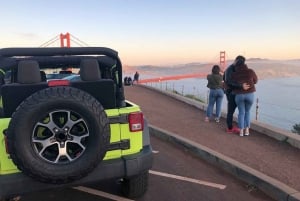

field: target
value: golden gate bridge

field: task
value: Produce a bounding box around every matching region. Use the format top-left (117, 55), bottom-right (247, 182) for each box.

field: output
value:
top-left (41, 33), bottom-right (227, 83)
top-left (39, 32), bottom-right (89, 48)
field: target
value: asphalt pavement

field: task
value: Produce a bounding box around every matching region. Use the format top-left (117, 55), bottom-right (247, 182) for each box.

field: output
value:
top-left (19, 136), bottom-right (273, 201)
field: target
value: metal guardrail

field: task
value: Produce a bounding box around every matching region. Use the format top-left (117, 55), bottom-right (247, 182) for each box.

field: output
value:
top-left (141, 84), bottom-right (300, 150)
top-left (144, 81), bottom-right (299, 133)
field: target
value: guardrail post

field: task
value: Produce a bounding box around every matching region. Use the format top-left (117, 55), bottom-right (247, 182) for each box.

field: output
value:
top-left (256, 98), bottom-right (259, 120)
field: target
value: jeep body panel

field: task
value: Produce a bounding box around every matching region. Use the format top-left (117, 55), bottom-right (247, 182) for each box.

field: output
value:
top-left (0, 145), bottom-right (152, 198)
top-left (0, 101), bottom-right (146, 175)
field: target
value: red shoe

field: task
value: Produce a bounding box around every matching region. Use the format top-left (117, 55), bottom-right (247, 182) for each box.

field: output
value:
top-left (232, 126), bottom-right (240, 134)
top-left (226, 126), bottom-right (240, 134)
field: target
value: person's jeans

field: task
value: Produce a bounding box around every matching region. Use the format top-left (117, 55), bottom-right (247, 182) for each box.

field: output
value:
top-left (226, 92), bottom-right (237, 129)
top-left (235, 93), bottom-right (255, 129)
top-left (206, 89), bottom-right (224, 118)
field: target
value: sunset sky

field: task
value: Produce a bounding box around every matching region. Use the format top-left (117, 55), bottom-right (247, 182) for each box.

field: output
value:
top-left (0, 0), bottom-right (299, 65)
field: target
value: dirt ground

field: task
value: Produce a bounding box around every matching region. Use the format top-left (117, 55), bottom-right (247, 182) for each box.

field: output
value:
top-left (125, 85), bottom-right (300, 192)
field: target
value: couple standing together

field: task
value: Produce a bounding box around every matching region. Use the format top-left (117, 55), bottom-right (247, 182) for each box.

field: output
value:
top-left (205, 55), bottom-right (258, 137)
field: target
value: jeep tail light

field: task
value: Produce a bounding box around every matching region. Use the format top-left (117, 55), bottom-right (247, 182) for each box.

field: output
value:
top-left (128, 112), bottom-right (144, 132)
top-left (48, 80), bottom-right (70, 87)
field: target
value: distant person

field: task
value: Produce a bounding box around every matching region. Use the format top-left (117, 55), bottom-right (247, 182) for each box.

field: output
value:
top-left (223, 56), bottom-right (250, 134)
top-left (124, 76), bottom-right (133, 86)
top-left (127, 76), bottom-right (133, 85)
top-left (231, 56), bottom-right (258, 136)
top-left (205, 65), bottom-right (224, 123)
top-left (124, 76), bottom-right (128, 85)
top-left (133, 71), bottom-right (139, 84)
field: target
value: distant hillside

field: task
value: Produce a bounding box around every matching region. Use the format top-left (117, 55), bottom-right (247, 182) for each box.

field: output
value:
top-left (124, 60), bottom-right (300, 80)
top-left (247, 60), bottom-right (300, 79)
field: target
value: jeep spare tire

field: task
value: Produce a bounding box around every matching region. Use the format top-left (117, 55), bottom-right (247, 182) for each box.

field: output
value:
top-left (6, 86), bottom-right (110, 184)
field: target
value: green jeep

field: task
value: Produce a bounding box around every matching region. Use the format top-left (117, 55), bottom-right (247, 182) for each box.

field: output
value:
top-left (0, 47), bottom-right (153, 200)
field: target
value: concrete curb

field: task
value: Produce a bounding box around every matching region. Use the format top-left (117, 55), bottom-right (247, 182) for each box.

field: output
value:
top-left (141, 85), bottom-right (300, 150)
top-left (149, 125), bottom-right (300, 201)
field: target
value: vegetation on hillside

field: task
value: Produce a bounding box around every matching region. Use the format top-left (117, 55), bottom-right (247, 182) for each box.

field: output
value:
top-left (171, 90), bottom-right (205, 103)
top-left (184, 94), bottom-right (205, 103)
top-left (291, 123), bottom-right (300, 135)
top-left (126, 60), bottom-right (300, 80)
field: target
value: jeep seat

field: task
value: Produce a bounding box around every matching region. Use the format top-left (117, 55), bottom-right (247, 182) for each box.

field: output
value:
top-left (40, 71), bottom-right (47, 82)
top-left (79, 59), bottom-right (102, 81)
top-left (71, 59), bottom-right (116, 109)
top-left (17, 60), bottom-right (41, 84)
top-left (1, 60), bottom-right (48, 117)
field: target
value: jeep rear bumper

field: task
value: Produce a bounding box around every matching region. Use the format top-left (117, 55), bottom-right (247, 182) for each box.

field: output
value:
top-left (0, 145), bottom-right (153, 198)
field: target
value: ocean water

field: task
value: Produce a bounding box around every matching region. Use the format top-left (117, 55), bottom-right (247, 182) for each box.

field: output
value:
top-left (143, 77), bottom-right (300, 132)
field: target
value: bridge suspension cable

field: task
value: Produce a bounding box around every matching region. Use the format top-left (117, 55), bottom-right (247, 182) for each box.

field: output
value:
top-left (39, 34), bottom-right (60, 47)
top-left (39, 32), bottom-right (89, 47)
top-left (70, 34), bottom-right (89, 47)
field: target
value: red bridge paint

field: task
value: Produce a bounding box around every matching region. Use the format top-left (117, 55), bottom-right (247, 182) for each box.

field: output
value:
top-left (138, 73), bottom-right (207, 83)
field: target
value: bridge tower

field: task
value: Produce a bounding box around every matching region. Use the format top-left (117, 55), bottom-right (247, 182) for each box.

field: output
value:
top-left (60, 32), bottom-right (71, 48)
top-left (220, 51), bottom-right (226, 71)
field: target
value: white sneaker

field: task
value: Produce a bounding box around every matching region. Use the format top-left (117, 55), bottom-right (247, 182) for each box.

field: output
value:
top-left (239, 129), bottom-right (244, 137)
top-left (245, 128), bottom-right (250, 136)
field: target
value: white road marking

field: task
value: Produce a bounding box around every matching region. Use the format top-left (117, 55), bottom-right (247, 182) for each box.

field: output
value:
top-left (73, 170), bottom-right (226, 199)
top-left (149, 170), bottom-right (226, 190)
top-left (73, 186), bottom-right (134, 201)
top-left (152, 150), bottom-right (159, 154)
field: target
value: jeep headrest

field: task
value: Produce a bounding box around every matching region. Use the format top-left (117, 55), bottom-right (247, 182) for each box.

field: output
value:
top-left (17, 60), bottom-right (41, 84)
top-left (79, 59), bottom-right (101, 81)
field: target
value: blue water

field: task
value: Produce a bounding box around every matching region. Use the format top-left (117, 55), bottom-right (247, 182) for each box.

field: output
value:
top-left (143, 77), bottom-right (300, 132)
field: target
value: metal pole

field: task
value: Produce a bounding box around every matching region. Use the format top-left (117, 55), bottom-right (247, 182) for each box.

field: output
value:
top-left (256, 98), bottom-right (259, 120)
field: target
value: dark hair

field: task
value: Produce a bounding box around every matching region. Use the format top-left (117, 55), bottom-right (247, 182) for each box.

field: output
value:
top-left (235, 55), bottom-right (246, 66)
top-left (212, 65), bottom-right (220, 74)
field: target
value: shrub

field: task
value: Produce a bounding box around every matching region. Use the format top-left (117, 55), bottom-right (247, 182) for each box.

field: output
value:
top-left (184, 94), bottom-right (205, 103)
top-left (291, 123), bottom-right (300, 135)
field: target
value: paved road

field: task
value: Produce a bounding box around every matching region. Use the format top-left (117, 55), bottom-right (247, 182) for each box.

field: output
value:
top-left (124, 85), bottom-right (300, 192)
top-left (19, 136), bottom-right (273, 201)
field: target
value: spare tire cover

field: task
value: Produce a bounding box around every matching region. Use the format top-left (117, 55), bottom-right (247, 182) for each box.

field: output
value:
top-left (6, 86), bottom-right (110, 184)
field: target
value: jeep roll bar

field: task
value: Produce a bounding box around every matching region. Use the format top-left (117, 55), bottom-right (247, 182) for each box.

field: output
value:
top-left (0, 47), bottom-right (126, 107)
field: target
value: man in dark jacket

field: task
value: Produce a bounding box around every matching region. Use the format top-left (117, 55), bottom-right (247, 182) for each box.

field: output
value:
top-left (223, 55), bottom-right (250, 133)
